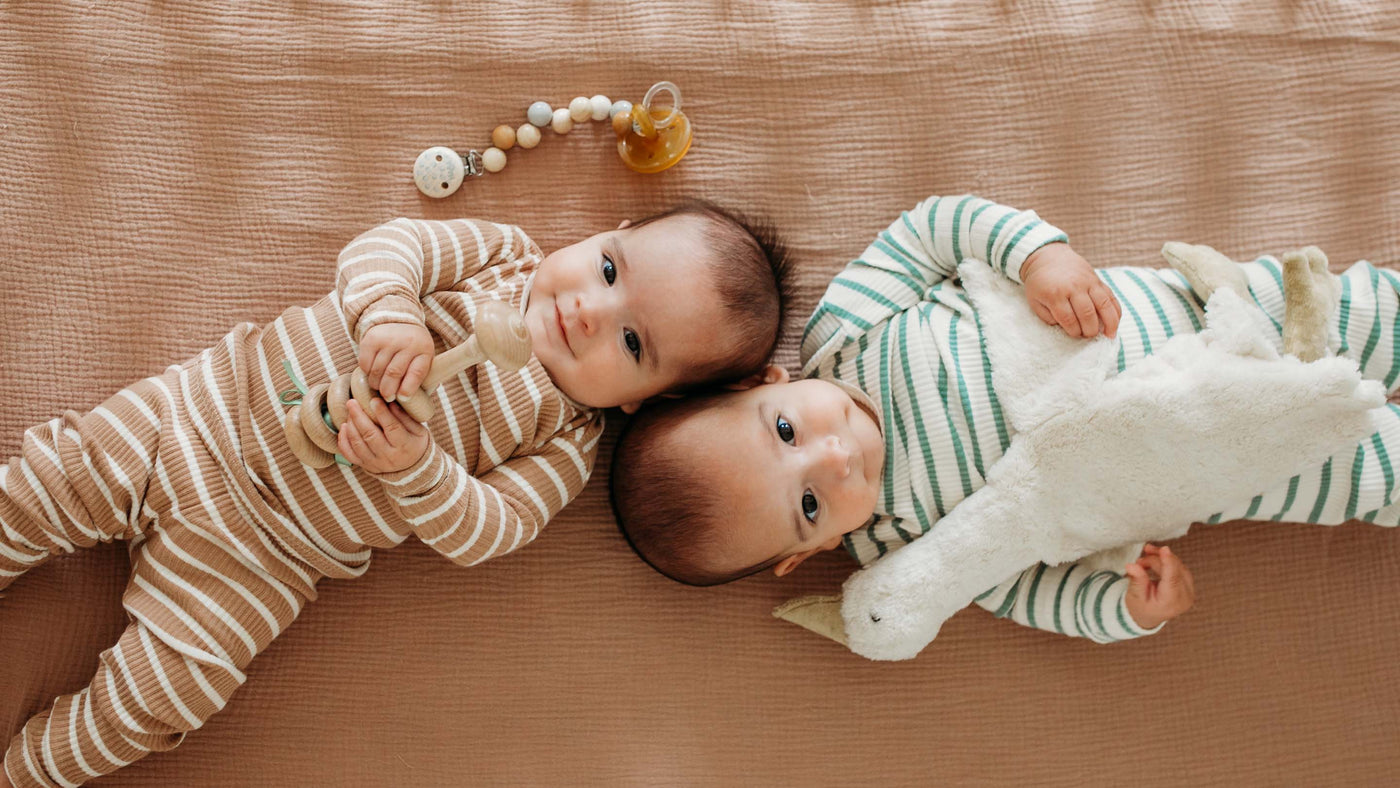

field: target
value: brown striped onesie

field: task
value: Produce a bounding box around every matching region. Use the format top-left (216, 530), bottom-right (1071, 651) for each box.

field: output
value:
top-left (0, 218), bottom-right (603, 787)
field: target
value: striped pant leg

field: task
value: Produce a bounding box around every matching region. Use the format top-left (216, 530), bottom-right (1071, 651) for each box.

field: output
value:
top-left (4, 505), bottom-right (310, 787)
top-left (1202, 261), bottom-right (1400, 526)
top-left (0, 374), bottom-right (173, 590)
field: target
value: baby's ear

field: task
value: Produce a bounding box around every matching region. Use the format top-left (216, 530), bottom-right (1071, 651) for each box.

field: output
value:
top-left (619, 391), bottom-right (685, 414)
top-left (726, 364), bottom-right (790, 391)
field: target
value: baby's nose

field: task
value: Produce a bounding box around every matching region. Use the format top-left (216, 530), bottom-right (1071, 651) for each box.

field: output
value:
top-left (821, 435), bottom-right (851, 478)
top-left (574, 295), bottom-right (597, 336)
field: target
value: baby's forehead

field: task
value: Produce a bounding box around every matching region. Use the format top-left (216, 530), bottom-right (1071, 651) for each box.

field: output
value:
top-left (675, 397), bottom-right (771, 481)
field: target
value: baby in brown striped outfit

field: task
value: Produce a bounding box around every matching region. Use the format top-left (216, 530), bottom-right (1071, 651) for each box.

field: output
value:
top-left (0, 202), bottom-right (789, 788)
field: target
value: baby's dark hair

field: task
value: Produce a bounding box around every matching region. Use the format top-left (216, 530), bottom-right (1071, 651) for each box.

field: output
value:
top-left (609, 392), bottom-right (781, 586)
top-left (632, 200), bottom-right (793, 389)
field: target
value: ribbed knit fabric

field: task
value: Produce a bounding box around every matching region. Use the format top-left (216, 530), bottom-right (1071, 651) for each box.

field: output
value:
top-left (802, 195), bottom-right (1400, 644)
top-left (0, 218), bottom-right (603, 787)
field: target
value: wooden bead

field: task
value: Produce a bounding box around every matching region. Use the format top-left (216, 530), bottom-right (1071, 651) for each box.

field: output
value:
top-left (611, 110), bottom-right (633, 136)
top-left (551, 108), bottom-right (573, 134)
top-left (491, 124), bottom-right (516, 150)
top-left (569, 96), bottom-right (592, 122)
top-left (516, 123), bottom-right (541, 149)
top-left (589, 95), bottom-right (612, 121)
top-left (482, 147), bottom-right (507, 173)
top-left (526, 101), bottom-right (552, 127)
top-left (298, 383), bottom-right (341, 454)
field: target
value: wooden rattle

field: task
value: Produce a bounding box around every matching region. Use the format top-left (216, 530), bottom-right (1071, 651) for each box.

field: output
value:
top-left (413, 80), bottom-right (693, 198)
top-left (281, 300), bottom-right (532, 469)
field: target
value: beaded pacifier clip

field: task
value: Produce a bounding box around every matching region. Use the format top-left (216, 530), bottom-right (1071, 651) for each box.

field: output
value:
top-left (413, 81), bottom-right (693, 198)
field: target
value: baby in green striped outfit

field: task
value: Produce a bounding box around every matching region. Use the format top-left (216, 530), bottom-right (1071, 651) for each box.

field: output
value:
top-left (610, 194), bottom-right (1400, 643)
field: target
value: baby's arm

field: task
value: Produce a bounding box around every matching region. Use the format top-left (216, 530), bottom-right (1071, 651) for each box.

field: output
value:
top-left (801, 195), bottom-right (1067, 372)
top-left (371, 413), bottom-right (603, 566)
top-left (336, 217), bottom-right (537, 399)
top-left (973, 544), bottom-right (1194, 643)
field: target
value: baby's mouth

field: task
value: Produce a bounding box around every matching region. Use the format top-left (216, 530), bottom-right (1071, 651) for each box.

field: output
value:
top-left (555, 304), bottom-right (574, 355)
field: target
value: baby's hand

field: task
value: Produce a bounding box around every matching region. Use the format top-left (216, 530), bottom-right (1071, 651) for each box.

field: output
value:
top-left (337, 398), bottom-right (430, 474)
top-left (1020, 242), bottom-right (1121, 339)
top-left (1123, 544), bottom-right (1196, 630)
top-left (359, 323), bottom-right (435, 401)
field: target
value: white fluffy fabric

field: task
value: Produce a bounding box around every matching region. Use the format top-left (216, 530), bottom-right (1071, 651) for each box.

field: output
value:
top-left (840, 260), bottom-right (1386, 661)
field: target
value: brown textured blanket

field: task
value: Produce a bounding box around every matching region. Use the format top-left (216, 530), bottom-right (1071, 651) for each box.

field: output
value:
top-left (2, 2), bottom-right (1398, 785)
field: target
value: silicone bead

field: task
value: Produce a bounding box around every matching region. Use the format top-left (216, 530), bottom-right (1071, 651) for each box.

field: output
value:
top-left (516, 123), bottom-right (541, 149)
top-left (610, 100), bottom-right (632, 119)
top-left (589, 95), bottom-right (611, 121)
top-left (482, 147), bottom-right (507, 173)
top-left (527, 101), bottom-right (553, 127)
top-left (568, 96), bottom-right (592, 122)
top-left (413, 146), bottom-right (465, 198)
top-left (491, 125), bottom-right (516, 151)
top-left (551, 107), bottom-right (573, 134)
top-left (611, 111), bottom-right (632, 136)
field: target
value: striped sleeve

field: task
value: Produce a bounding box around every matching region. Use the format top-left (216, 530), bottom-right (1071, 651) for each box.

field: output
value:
top-left (973, 562), bottom-right (1165, 644)
top-left (800, 195), bottom-right (1067, 374)
top-left (372, 415), bottom-right (603, 567)
top-left (336, 217), bottom-right (537, 342)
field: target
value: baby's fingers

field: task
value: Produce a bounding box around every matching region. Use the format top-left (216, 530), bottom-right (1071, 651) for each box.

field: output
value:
top-left (1049, 298), bottom-right (1083, 338)
top-left (1071, 292), bottom-right (1100, 338)
top-left (1091, 283), bottom-right (1120, 339)
top-left (398, 353), bottom-right (433, 401)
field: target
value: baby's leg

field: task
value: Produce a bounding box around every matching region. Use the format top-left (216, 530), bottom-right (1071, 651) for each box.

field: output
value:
top-left (1206, 403), bottom-right (1400, 527)
top-left (1132, 258), bottom-right (1400, 390)
top-left (3, 509), bottom-right (311, 787)
top-left (0, 373), bottom-right (177, 591)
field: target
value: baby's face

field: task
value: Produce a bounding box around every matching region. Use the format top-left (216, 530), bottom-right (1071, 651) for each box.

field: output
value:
top-left (525, 215), bottom-right (725, 411)
top-left (676, 373), bottom-right (885, 578)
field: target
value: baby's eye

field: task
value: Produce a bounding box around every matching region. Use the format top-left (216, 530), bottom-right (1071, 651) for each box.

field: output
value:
top-left (802, 491), bottom-right (819, 522)
top-left (776, 415), bottom-right (795, 444)
top-left (602, 256), bottom-right (617, 285)
top-left (623, 328), bottom-right (641, 360)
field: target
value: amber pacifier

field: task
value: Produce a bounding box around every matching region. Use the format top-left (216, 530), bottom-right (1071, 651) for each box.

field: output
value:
top-left (615, 81), bottom-right (693, 174)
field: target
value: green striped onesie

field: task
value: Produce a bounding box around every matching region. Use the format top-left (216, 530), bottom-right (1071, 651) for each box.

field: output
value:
top-left (801, 195), bottom-right (1400, 643)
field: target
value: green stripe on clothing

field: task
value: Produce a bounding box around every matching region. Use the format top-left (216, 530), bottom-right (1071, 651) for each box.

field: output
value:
top-left (1308, 458), bottom-right (1334, 523)
top-left (847, 258), bottom-right (923, 299)
top-left (1243, 495), bottom-right (1263, 519)
top-left (832, 277), bottom-right (904, 314)
top-left (1359, 264), bottom-right (1382, 371)
top-left (1051, 569), bottom-right (1072, 634)
top-left (1121, 270), bottom-right (1177, 341)
top-left (820, 303), bottom-right (873, 332)
top-left (994, 576), bottom-right (1022, 618)
top-left (948, 196), bottom-right (974, 266)
top-left (1270, 475), bottom-right (1301, 521)
top-left (1372, 431), bottom-right (1395, 507)
top-left (1375, 267), bottom-right (1400, 386)
top-left (1025, 564), bottom-right (1048, 630)
top-left (1103, 277), bottom-right (1152, 357)
top-left (984, 214), bottom-right (1013, 275)
top-left (998, 221), bottom-right (1040, 277)
top-left (948, 315), bottom-right (988, 477)
top-left (1346, 443), bottom-right (1366, 521)
top-left (935, 356), bottom-right (975, 499)
top-left (1337, 275), bottom-right (1352, 355)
